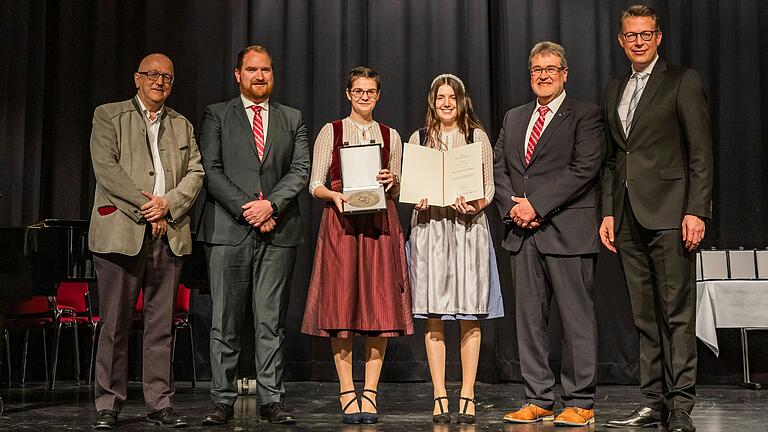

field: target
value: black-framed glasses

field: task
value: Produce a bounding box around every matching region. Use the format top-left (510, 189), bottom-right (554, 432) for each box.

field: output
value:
top-left (349, 88), bottom-right (379, 99)
top-left (530, 66), bottom-right (565, 77)
top-left (620, 30), bottom-right (659, 42)
top-left (137, 71), bottom-right (175, 84)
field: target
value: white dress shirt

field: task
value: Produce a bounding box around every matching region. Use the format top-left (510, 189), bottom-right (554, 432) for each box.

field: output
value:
top-left (618, 55), bottom-right (659, 132)
top-left (136, 96), bottom-right (166, 196)
top-left (523, 90), bottom-right (567, 155)
top-left (241, 94), bottom-right (270, 145)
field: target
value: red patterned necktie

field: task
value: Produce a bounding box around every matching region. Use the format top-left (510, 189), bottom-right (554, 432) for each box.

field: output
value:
top-left (525, 105), bottom-right (550, 165)
top-left (249, 105), bottom-right (265, 160)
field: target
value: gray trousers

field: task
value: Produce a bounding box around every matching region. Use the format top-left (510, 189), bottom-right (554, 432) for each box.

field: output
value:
top-left (206, 237), bottom-right (296, 406)
top-left (93, 233), bottom-right (181, 412)
top-left (513, 237), bottom-right (598, 410)
top-left (616, 197), bottom-right (697, 413)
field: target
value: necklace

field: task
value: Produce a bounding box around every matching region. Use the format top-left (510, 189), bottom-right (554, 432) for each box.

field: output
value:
top-left (349, 119), bottom-right (375, 143)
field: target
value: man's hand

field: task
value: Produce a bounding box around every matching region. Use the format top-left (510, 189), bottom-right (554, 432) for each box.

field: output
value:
top-left (141, 191), bottom-right (169, 222)
top-left (510, 196), bottom-right (540, 228)
top-left (599, 216), bottom-right (617, 253)
top-left (242, 199), bottom-right (274, 227)
top-left (150, 219), bottom-right (168, 238)
top-left (259, 217), bottom-right (277, 233)
top-left (682, 214), bottom-right (706, 251)
top-left (376, 168), bottom-right (397, 192)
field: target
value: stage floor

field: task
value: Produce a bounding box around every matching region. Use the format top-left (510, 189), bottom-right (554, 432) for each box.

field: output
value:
top-left (0, 381), bottom-right (765, 431)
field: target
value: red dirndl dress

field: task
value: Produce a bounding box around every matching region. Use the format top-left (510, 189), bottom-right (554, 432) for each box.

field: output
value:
top-left (301, 120), bottom-right (414, 338)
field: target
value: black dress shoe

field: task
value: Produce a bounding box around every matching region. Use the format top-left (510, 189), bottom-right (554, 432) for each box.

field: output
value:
top-left (260, 402), bottom-right (296, 425)
top-left (202, 403), bottom-right (234, 425)
top-left (147, 407), bottom-right (188, 428)
top-left (605, 406), bottom-right (661, 428)
top-left (93, 410), bottom-right (118, 429)
top-left (668, 408), bottom-right (695, 432)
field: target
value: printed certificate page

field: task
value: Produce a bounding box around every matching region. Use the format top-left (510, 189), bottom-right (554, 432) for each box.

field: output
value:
top-left (399, 143), bottom-right (445, 205)
top-left (444, 142), bottom-right (484, 203)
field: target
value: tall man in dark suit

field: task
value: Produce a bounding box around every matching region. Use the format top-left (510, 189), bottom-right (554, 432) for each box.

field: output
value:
top-left (197, 45), bottom-right (309, 425)
top-left (494, 41), bottom-right (605, 427)
top-left (601, 6), bottom-right (713, 432)
top-left (89, 53), bottom-right (204, 429)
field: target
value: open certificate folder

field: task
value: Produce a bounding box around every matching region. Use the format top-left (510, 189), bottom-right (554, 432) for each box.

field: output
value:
top-left (399, 142), bottom-right (484, 206)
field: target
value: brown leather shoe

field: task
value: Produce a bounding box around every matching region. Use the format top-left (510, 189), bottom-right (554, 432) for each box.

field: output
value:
top-left (503, 403), bottom-right (555, 423)
top-left (554, 407), bottom-right (595, 426)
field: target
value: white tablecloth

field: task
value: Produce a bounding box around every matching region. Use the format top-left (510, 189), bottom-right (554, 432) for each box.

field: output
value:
top-left (696, 280), bottom-right (768, 356)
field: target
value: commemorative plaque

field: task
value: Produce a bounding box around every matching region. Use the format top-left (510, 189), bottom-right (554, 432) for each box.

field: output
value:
top-left (339, 143), bottom-right (387, 214)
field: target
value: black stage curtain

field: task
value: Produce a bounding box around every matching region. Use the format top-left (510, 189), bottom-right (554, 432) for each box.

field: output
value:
top-left (2, 1), bottom-right (767, 385)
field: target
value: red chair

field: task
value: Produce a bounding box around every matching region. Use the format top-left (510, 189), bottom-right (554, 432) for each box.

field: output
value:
top-left (49, 282), bottom-right (97, 390)
top-left (6, 296), bottom-right (53, 385)
top-left (172, 284), bottom-right (196, 388)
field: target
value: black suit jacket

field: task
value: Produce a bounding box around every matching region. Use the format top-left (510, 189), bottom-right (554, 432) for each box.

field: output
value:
top-left (197, 97), bottom-right (310, 247)
top-left (494, 95), bottom-right (605, 255)
top-left (602, 61), bottom-right (713, 229)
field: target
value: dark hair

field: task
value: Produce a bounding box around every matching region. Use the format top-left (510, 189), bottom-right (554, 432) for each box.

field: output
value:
top-left (423, 75), bottom-right (483, 149)
top-left (236, 45), bottom-right (272, 70)
top-left (620, 5), bottom-right (661, 32)
top-left (345, 66), bottom-right (380, 90)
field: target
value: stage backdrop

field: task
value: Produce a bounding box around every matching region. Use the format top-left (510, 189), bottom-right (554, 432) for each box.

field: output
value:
top-left (2, 0), bottom-right (766, 385)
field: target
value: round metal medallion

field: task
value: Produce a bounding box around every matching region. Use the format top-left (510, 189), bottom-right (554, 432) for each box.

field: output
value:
top-left (347, 191), bottom-right (380, 208)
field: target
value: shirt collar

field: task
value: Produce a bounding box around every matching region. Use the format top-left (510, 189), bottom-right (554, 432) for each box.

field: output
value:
top-left (631, 55), bottom-right (659, 76)
top-left (536, 90), bottom-right (566, 114)
top-left (241, 94), bottom-right (269, 112)
top-left (135, 95), bottom-right (163, 123)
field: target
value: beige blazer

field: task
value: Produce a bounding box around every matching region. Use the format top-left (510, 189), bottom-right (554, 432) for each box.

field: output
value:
top-left (88, 97), bottom-right (204, 256)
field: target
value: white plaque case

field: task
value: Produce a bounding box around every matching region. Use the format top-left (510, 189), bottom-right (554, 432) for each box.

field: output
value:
top-left (339, 143), bottom-right (387, 214)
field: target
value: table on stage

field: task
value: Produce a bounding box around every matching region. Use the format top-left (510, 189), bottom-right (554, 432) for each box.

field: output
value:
top-left (696, 280), bottom-right (768, 389)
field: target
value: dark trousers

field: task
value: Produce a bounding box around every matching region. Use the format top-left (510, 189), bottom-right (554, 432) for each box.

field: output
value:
top-left (206, 237), bottom-right (296, 406)
top-left (513, 237), bottom-right (598, 410)
top-left (616, 196), bottom-right (697, 413)
top-left (93, 234), bottom-right (182, 412)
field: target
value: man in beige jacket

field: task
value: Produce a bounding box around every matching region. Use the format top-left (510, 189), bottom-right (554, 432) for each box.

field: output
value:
top-left (89, 53), bottom-right (203, 429)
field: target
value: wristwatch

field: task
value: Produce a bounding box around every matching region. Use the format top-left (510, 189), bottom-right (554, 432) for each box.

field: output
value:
top-left (270, 201), bottom-right (279, 219)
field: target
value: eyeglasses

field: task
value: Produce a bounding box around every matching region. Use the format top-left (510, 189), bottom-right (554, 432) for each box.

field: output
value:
top-left (137, 71), bottom-right (175, 84)
top-left (620, 30), bottom-right (659, 42)
top-left (530, 66), bottom-right (565, 77)
top-left (349, 88), bottom-right (379, 99)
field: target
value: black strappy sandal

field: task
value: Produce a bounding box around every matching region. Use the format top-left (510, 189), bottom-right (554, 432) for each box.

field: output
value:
top-left (433, 396), bottom-right (451, 423)
top-left (339, 390), bottom-right (361, 424)
top-left (456, 397), bottom-right (476, 424)
top-left (360, 388), bottom-right (379, 424)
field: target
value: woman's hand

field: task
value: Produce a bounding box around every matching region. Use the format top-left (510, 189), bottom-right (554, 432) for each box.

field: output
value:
top-left (376, 168), bottom-right (397, 192)
top-left (330, 191), bottom-right (349, 213)
top-left (415, 198), bottom-right (429, 211)
top-left (452, 196), bottom-right (486, 215)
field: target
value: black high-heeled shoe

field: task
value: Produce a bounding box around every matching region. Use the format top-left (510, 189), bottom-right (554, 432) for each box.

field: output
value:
top-left (456, 397), bottom-right (476, 424)
top-left (433, 396), bottom-right (451, 423)
top-left (360, 389), bottom-right (379, 424)
top-left (340, 390), bottom-right (361, 424)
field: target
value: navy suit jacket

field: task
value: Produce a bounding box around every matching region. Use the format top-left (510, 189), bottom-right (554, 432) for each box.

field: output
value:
top-left (493, 95), bottom-right (606, 255)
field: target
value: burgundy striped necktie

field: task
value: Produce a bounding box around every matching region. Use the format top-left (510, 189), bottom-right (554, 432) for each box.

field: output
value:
top-left (525, 105), bottom-right (549, 165)
top-left (249, 105), bottom-right (265, 160)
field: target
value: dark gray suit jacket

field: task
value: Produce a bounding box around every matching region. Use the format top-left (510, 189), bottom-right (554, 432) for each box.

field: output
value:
top-left (494, 95), bottom-right (605, 255)
top-left (196, 97), bottom-right (310, 247)
top-left (601, 61), bottom-right (713, 230)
